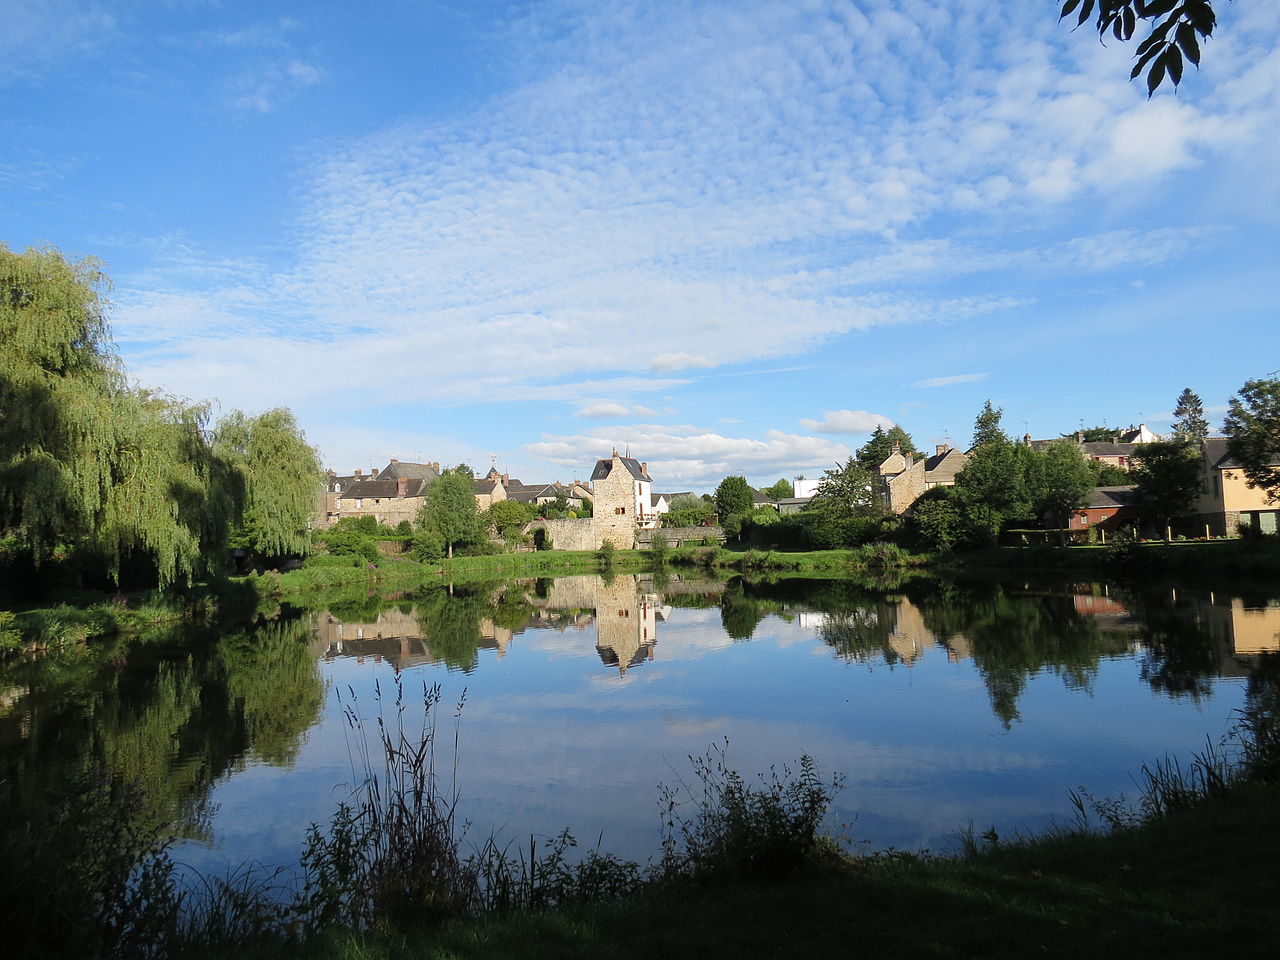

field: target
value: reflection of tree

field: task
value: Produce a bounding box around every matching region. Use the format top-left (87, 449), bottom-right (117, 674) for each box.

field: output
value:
top-left (412, 582), bottom-right (535, 673)
top-left (719, 580), bottom-right (769, 640)
top-left (817, 603), bottom-right (903, 666)
top-left (0, 609), bottom-right (325, 860)
top-left (908, 579), bottom-right (1126, 728)
top-left (1118, 586), bottom-right (1220, 701)
top-left (220, 617), bottom-right (325, 765)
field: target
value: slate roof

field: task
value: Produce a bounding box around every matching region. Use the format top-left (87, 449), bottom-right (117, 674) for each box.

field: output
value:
top-left (1202, 436), bottom-right (1280, 469)
top-left (378, 461), bottom-right (441, 481)
top-left (338, 477), bottom-right (430, 500)
top-left (1086, 485), bottom-right (1140, 509)
top-left (325, 474), bottom-right (361, 493)
top-left (591, 456), bottom-right (649, 481)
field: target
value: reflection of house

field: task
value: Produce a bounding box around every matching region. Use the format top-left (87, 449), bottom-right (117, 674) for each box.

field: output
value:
top-left (1193, 438), bottom-right (1280, 537)
top-left (526, 573), bottom-right (711, 676)
top-left (879, 443), bottom-right (968, 515)
top-left (1199, 596), bottom-right (1280, 656)
top-left (312, 606), bottom-right (516, 670)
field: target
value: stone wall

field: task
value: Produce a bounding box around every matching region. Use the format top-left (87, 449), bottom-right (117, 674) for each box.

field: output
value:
top-left (635, 526), bottom-right (726, 547)
top-left (593, 457), bottom-right (639, 548)
top-left (532, 517), bottom-right (601, 551)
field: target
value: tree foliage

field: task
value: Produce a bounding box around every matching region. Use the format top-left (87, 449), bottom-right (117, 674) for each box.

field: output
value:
top-left (1131, 438), bottom-right (1203, 529)
top-left (214, 408), bottom-right (321, 560)
top-left (419, 470), bottom-right (483, 558)
top-left (856, 425), bottom-right (920, 471)
top-left (1223, 377), bottom-right (1280, 502)
top-left (713, 475), bottom-right (754, 523)
top-left (1172, 387), bottom-right (1210, 444)
top-left (1060, 0), bottom-right (1218, 96)
top-left (0, 244), bottom-right (322, 585)
top-left (762, 478), bottom-right (794, 500)
top-left (484, 499), bottom-right (533, 541)
top-left (1033, 441), bottom-right (1096, 539)
top-left (809, 457), bottom-right (883, 522)
top-left (663, 493), bottom-right (715, 528)
top-left (971, 400), bottom-right (1007, 449)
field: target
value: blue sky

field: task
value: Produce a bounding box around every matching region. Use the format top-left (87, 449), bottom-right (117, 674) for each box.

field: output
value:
top-left (4, 0), bottom-right (1278, 491)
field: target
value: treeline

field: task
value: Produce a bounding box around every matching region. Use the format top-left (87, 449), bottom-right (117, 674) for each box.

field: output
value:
top-left (1, 245), bottom-right (320, 591)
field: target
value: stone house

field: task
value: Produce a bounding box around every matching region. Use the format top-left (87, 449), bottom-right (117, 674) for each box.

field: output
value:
top-left (329, 459), bottom-right (442, 528)
top-left (878, 443), bottom-right (968, 515)
top-left (592, 451), bottom-right (656, 544)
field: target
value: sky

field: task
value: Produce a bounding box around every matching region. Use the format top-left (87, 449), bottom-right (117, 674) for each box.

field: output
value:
top-left (4, 0), bottom-right (1278, 492)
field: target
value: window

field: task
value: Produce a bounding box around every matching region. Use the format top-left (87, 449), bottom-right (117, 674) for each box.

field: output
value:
top-left (355, 499), bottom-right (362, 508)
top-left (614, 506), bottom-right (625, 515)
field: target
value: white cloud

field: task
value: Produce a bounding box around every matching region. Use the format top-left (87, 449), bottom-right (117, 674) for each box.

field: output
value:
top-left (101, 0), bottom-right (1279, 434)
top-left (913, 373), bottom-right (989, 389)
top-left (575, 401), bottom-right (662, 419)
top-left (526, 424), bottom-right (849, 489)
top-left (650, 353), bottom-right (718, 373)
top-left (799, 409), bottom-right (893, 435)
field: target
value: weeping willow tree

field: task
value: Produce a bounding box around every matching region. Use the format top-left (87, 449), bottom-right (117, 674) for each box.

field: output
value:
top-left (0, 244), bottom-right (124, 558)
top-left (214, 407), bottom-right (321, 560)
top-left (2, 244), bottom-right (316, 585)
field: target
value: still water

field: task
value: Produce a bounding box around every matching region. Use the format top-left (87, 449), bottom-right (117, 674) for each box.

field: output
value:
top-left (4, 573), bottom-right (1276, 875)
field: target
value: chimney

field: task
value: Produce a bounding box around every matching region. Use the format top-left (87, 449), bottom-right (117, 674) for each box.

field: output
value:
top-left (431, 462), bottom-right (440, 472)
top-left (903, 452), bottom-right (914, 469)
top-left (354, 469), bottom-right (362, 477)
top-left (1022, 433), bottom-right (1031, 447)
top-left (1075, 431), bottom-right (1084, 443)
top-left (502, 472), bottom-right (509, 484)
top-left (891, 441), bottom-right (900, 453)
top-left (396, 477), bottom-right (409, 498)
top-left (937, 443), bottom-right (950, 456)
top-left (641, 462), bottom-right (650, 478)
top-left (390, 458), bottom-right (399, 464)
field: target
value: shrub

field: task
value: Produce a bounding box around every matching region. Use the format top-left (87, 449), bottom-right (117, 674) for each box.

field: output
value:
top-left (658, 740), bottom-right (843, 880)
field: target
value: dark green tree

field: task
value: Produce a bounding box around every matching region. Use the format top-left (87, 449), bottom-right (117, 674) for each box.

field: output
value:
top-left (909, 486), bottom-right (963, 552)
top-left (1062, 426), bottom-right (1119, 443)
top-left (418, 470), bottom-right (483, 558)
top-left (971, 400), bottom-right (1007, 449)
top-left (1131, 439), bottom-right (1203, 534)
top-left (856, 425), bottom-right (920, 471)
top-left (1033, 441), bottom-right (1096, 542)
top-left (1223, 378), bottom-right (1280, 502)
top-left (1087, 459), bottom-right (1131, 486)
top-left (1171, 387), bottom-right (1210, 444)
top-left (484, 499), bottom-right (533, 543)
top-left (1060, 0), bottom-right (1219, 95)
top-left (713, 475), bottom-right (754, 523)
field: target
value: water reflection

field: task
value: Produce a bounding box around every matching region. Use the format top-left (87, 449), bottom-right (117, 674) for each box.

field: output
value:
top-left (0, 612), bottom-right (324, 845)
top-left (313, 575), bottom-right (725, 677)
top-left (4, 571), bottom-right (1280, 886)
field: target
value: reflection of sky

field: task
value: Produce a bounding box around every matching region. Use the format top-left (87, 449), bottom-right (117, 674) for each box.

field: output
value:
top-left (173, 594), bottom-right (1249, 875)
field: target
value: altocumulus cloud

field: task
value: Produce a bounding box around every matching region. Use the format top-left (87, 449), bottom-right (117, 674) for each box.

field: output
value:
top-left (800, 409), bottom-right (894, 435)
top-left (107, 0), bottom-right (1280, 473)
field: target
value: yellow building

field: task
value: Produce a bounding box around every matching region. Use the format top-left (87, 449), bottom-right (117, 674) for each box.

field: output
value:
top-left (1194, 438), bottom-right (1280, 537)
